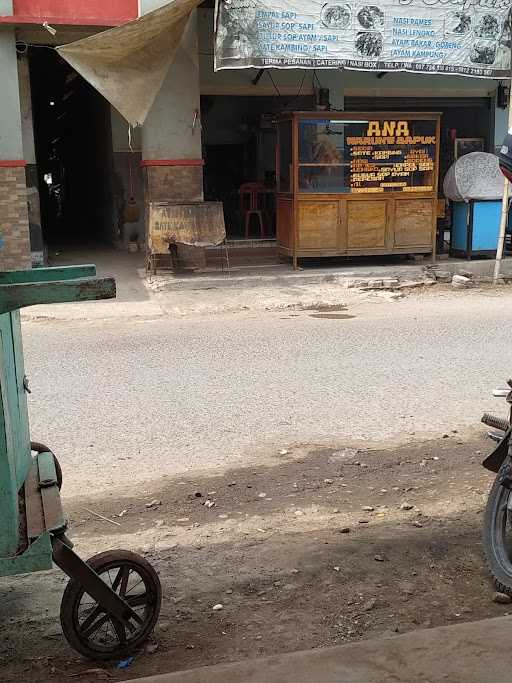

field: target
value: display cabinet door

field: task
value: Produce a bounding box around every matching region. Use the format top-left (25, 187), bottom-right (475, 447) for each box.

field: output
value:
top-left (394, 199), bottom-right (434, 248)
top-left (347, 200), bottom-right (387, 250)
top-left (277, 197), bottom-right (295, 250)
top-left (298, 201), bottom-right (340, 250)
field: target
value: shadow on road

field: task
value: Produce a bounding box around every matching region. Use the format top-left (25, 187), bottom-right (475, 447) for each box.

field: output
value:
top-left (0, 435), bottom-right (504, 682)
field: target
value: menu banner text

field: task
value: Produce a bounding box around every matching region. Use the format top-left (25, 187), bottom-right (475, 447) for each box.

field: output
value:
top-left (214, 0), bottom-right (512, 78)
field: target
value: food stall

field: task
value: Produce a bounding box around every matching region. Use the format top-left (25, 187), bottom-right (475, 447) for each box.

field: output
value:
top-left (276, 112), bottom-right (441, 267)
top-left (443, 151), bottom-right (506, 259)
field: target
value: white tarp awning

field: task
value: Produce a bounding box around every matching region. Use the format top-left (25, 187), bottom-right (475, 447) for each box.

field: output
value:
top-left (443, 152), bottom-right (506, 202)
top-left (57, 0), bottom-right (200, 126)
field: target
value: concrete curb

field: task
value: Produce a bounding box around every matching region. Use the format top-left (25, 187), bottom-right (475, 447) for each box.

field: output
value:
top-left (145, 259), bottom-right (512, 292)
top-left (128, 615), bottom-right (512, 683)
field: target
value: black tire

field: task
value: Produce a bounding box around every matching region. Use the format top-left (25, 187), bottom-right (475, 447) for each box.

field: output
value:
top-left (60, 550), bottom-right (162, 661)
top-left (483, 469), bottom-right (512, 595)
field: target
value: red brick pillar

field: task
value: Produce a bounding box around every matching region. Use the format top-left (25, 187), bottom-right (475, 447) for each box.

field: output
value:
top-left (0, 161), bottom-right (31, 271)
top-left (141, 12), bottom-right (205, 269)
top-left (142, 159), bottom-right (205, 268)
top-left (142, 160), bottom-right (204, 205)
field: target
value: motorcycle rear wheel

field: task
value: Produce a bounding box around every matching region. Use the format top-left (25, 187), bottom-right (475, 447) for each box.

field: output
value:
top-left (483, 470), bottom-right (512, 595)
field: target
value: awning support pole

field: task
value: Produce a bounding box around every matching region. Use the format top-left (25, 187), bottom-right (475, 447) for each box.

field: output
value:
top-left (493, 139), bottom-right (511, 282)
top-left (493, 29), bottom-right (512, 284)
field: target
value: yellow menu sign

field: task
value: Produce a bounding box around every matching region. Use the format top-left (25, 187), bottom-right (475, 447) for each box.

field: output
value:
top-left (347, 120), bottom-right (436, 193)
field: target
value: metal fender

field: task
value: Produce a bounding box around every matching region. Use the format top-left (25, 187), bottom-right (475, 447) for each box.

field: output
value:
top-left (483, 429), bottom-right (511, 473)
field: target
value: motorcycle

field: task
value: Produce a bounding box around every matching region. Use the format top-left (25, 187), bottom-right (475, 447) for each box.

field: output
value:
top-left (482, 138), bottom-right (512, 591)
top-left (482, 387), bottom-right (512, 594)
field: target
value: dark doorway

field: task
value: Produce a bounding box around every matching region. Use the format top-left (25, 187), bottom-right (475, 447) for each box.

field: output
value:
top-left (203, 143), bottom-right (245, 239)
top-left (201, 94), bottom-right (314, 239)
top-left (29, 46), bottom-right (114, 249)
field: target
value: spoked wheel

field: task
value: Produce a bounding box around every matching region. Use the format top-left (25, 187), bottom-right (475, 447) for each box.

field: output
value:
top-left (483, 468), bottom-right (512, 595)
top-left (60, 550), bottom-right (162, 660)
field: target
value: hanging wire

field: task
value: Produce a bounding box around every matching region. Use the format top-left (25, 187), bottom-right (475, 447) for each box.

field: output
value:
top-left (312, 69), bottom-right (324, 89)
top-left (267, 71), bottom-right (282, 97)
top-left (16, 41), bottom-right (56, 54)
top-left (283, 70), bottom-right (308, 110)
top-left (293, 70), bottom-right (307, 100)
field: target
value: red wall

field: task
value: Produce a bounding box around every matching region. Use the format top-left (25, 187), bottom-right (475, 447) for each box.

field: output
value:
top-left (11, 0), bottom-right (138, 25)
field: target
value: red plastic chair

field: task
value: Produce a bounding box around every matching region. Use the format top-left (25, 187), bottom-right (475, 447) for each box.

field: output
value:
top-left (239, 183), bottom-right (268, 238)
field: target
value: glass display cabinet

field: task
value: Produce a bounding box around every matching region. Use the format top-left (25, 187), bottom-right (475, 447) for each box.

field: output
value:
top-left (276, 112), bottom-right (441, 267)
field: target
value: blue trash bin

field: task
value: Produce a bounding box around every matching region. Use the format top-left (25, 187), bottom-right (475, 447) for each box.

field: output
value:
top-left (450, 200), bottom-right (502, 259)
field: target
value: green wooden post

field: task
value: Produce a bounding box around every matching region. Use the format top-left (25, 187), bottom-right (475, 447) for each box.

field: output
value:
top-left (0, 266), bottom-right (116, 574)
top-left (0, 314), bottom-right (20, 557)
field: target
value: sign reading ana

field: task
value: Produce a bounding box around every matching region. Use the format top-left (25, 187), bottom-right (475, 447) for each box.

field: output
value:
top-left (365, 120), bottom-right (410, 136)
top-left (214, 0), bottom-right (512, 78)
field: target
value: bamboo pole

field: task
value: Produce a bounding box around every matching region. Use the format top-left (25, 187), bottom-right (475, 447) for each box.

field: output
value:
top-left (493, 34), bottom-right (512, 284)
top-left (493, 112), bottom-right (512, 283)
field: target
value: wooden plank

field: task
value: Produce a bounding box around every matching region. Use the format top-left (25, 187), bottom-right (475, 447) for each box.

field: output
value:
top-left (394, 199), bottom-right (434, 248)
top-left (283, 245), bottom-right (433, 258)
top-left (40, 486), bottom-right (66, 534)
top-left (431, 196), bottom-right (438, 262)
top-left (434, 117), bottom-right (442, 195)
top-left (338, 199), bottom-right (348, 252)
top-left (25, 457), bottom-right (45, 540)
top-left (298, 201), bottom-right (339, 249)
top-left (0, 265), bottom-right (96, 285)
top-left (297, 191), bottom-right (437, 201)
top-left (347, 200), bottom-right (387, 249)
top-left (0, 277), bottom-right (116, 314)
top-left (38, 452), bottom-right (66, 534)
top-left (385, 198), bottom-right (396, 251)
top-left (277, 198), bottom-right (294, 249)
top-left (148, 202), bottom-right (225, 255)
top-left (345, 246), bottom-right (432, 256)
top-left (292, 115), bottom-right (299, 269)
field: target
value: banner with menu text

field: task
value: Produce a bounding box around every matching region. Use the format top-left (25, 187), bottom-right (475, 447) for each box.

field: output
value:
top-left (214, 0), bottom-right (512, 78)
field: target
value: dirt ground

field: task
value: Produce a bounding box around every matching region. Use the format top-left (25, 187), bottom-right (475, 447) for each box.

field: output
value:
top-left (1, 432), bottom-right (510, 682)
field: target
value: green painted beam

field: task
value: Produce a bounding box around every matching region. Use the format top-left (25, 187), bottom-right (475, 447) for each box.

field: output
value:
top-left (0, 533), bottom-right (53, 577)
top-left (10, 311), bottom-right (31, 489)
top-left (0, 265), bottom-right (97, 285)
top-left (0, 325), bottom-right (19, 558)
top-left (0, 277), bottom-right (116, 313)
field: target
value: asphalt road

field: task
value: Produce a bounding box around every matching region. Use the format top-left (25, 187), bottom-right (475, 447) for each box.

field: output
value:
top-left (22, 290), bottom-right (512, 498)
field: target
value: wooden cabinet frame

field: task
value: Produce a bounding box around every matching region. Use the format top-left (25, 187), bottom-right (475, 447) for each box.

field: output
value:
top-left (276, 111), bottom-right (441, 268)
